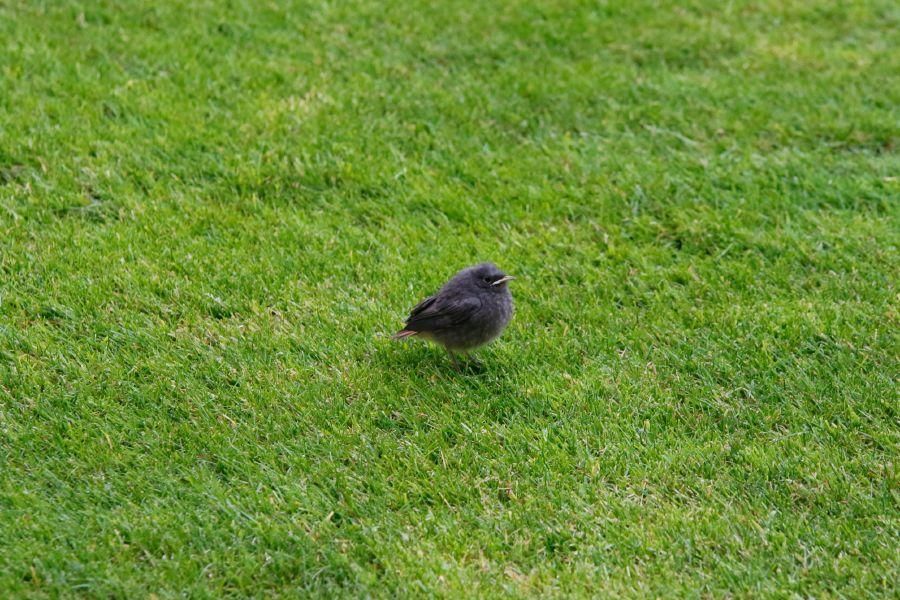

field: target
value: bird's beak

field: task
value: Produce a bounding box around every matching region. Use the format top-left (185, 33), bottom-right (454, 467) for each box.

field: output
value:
top-left (492, 275), bottom-right (515, 286)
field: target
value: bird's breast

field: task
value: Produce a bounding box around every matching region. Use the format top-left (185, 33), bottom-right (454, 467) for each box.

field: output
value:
top-left (479, 292), bottom-right (513, 330)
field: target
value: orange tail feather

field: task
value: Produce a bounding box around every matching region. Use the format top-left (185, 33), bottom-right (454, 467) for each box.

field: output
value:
top-left (392, 330), bottom-right (418, 340)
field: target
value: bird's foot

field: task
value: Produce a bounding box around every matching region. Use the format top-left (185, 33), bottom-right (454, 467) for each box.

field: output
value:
top-left (447, 350), bottom-right (485, 373)
top-left (461, 354), bottom-right (485, 373)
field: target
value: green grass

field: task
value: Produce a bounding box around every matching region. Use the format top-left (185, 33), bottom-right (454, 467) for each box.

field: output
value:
top-left (1, 0), bottom-right (898, 596)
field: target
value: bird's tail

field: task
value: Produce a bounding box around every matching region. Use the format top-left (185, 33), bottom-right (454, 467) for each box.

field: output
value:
top-left (392, 330), bottom-right (418, 340)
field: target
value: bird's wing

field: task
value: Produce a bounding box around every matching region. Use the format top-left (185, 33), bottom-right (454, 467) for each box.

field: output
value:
top-left (403, 295), bottom-right (482, 332)
top-left (408, 295), bottom-right (438, 318)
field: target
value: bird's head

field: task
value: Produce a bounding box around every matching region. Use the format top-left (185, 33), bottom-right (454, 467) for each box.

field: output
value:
top-left (468, 262), bottom-right (515, 292)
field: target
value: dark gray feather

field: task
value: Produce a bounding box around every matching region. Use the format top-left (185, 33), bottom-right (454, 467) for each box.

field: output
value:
top-left (402, 295), bottom-right (482, 333)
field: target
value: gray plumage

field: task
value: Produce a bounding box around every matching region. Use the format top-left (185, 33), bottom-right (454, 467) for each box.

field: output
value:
top-left (394, 262), bottom-right (515, 354)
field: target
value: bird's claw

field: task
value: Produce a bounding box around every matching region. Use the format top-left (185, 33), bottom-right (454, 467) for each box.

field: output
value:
top-left (448, 351), bottom-right (484, 373)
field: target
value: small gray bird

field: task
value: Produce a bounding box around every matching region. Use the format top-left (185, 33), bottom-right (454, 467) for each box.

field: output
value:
top-left (393, 262), bottom-right (515, 366)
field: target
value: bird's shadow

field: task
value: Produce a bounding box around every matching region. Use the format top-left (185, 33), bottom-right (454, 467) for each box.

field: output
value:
top-left (365, 338), bottom-right (530, 423)
top-left (378, 342), bottom-right (470, 374)
top-left (374, 339), bottom-right (508, 382)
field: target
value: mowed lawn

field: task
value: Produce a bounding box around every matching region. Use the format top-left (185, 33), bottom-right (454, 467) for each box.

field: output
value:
top-left (1, 0), bottom-right (898, 596)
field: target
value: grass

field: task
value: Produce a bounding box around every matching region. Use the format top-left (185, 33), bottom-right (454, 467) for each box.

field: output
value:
top-left (1, 0), bottom-right (898, 596)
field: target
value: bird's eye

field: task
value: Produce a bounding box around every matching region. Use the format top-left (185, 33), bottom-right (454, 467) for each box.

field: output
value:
top-left (483, 276), bottom-right (492, 283)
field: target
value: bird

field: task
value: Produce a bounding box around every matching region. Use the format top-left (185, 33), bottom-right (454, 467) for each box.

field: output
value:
top-left (393, 262), bottom-right (515, 367)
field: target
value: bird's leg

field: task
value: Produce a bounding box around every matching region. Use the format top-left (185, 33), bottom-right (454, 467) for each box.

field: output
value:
top-left (447, 349), bottom-right (462, 370)
top-left (464, 352), bottom-right (485, 372)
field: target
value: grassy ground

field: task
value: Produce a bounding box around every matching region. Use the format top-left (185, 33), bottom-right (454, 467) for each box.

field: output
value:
top-left (1, 0), bottom-right (898, 596)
